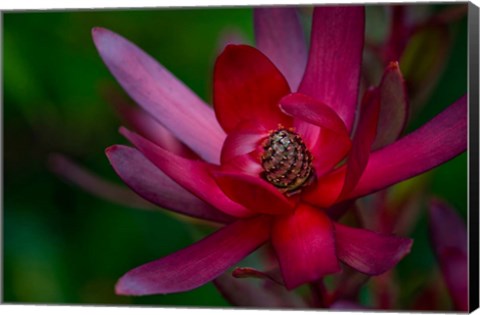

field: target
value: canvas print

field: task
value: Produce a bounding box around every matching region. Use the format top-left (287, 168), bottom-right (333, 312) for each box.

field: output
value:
top-left (3, 3), bottom-right (475, 311)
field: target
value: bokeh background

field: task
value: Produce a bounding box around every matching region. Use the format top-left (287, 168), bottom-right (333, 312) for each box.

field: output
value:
top-left (3, 4), bottom-right (468, 309)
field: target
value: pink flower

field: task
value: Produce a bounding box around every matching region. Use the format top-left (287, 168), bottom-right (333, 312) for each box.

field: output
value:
top-left (92, 6), bottom-right (467, 295)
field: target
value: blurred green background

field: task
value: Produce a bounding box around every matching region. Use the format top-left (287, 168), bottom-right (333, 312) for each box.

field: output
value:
top-left (3, 4), bottom-right (467, 308)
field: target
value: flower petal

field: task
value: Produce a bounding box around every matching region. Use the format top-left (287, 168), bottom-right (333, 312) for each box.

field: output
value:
top-left (106, 145), bottom-right (234, 223)
top-left (120, 127), bottom-right (254, 218)
top-left (213, 172), bottom-right (296, 215)
top-left (220, 121), bottom-right (267, 176)
top-left (346, 95), bottom-right (467, 199)
top-left (335, 223), bottom-right (413, 275)
top-left (372, 62), bottom-right (409, 150)
top-left (116, 215), bottom-right (271, 295)
top-left (299, 6), bottom-right (365, 132)
top-left (213, 44), bottom-right (292, 133)
top-left (220, 121), bottom-right (267, 163)
top-left (340, 88), bottom-right (381, 198)
top-left (254, 7), bottom-right (307, 91)
top-left (272, 204), bottom-right (340, 289)
top-left (302, 168), bottom-right (346, 209)
top-left (92, 27), bottom-right (225, 163)
top-left (108, 93), bottom-right (197, 159)
top-left (279, 93), bottom-right (351, 176)
top-left (280, 93), bottom-right (350, 135)
top-left (428, 198), bottom-right (468, 311)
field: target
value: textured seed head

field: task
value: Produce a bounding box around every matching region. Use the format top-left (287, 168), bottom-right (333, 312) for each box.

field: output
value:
top-left (261, 128), bottom-right (314, 194)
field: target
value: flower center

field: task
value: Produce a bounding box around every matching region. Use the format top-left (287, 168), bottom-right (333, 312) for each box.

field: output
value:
top-left (261, 128), bottom-right (314, 195)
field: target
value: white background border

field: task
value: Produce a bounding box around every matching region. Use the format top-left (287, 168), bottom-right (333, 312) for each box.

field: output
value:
top-left (1, 0), bottom-right (479, 315)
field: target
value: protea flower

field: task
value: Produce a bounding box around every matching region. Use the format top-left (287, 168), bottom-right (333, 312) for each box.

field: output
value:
top-left (91, 6), bottom-right (467, 295)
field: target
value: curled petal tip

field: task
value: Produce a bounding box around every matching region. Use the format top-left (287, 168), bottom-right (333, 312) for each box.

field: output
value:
top-left (104, 144), bottom-right (118, 156)
top-left (114, 278), bottom-right (132, 296)
top-left (91, 27), bottom-right (110, 41)
top-left (91, 26), bottom-right (100, 36)
top-left (387, 60), bottom-right (400, 70)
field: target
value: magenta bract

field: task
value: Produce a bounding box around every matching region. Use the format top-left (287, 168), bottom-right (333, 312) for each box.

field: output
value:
top-left (92, 6), bottom-right (467, 296)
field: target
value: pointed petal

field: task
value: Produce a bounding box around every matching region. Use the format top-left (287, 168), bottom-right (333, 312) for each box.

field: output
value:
top-left (213, 172), bottom-right (296, 215)
top-left (92, 27), bottom-right (225, 163)
top-left (106, 145), bottom-right (234, 223)
top-left (347, 95), bottom-right (467, 199)
top-left (272, 204), bottom-right (340, 289)
top-left (335, 223), bottom-right (413, 275)
top-left (48, 154), bottom-right (154, 210)
top-left (254, 7), bottom-right (307, 91)
top-left (279, 93), bottom-right (351, 176)
top-left (299, 6), bottom-right (365, 132)
top-left (120, 127), bottom-right (254, 218)
top-left (340, 88), bottom-right (381, 197)
top-left (372, 62), bottom-right (409, 150)
top-left (428, 198), bottom-right (468, 311)
top-left (116, 215), bottom-right (271, 295)
top-left (213, 44), bottom-right (292, 133)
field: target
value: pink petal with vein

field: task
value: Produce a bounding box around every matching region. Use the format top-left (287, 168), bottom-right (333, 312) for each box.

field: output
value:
top-left (428, 198), bottom-right (467, 311)
top-left (116, 215), bottom-right (271, 295)
top-left (272, 204), bottom-right (340, 289)
top-left (299, 6), bottom-right (365, 132)
top-left (335, 223), bottom-right (413, 275)
top-left (92, 27), bottom-right (225, 163)
top-left (347, 95), bottom-right (467, 199)
top-left (106, 145), bottom-right (233, 223)
top-left (120, 127), bottom-right (254, 218)
top-left (372, 62), bottom-right (409, 150)
top-left (213, 44), bottom-right (292, 133)
top-left (254, 7), bottom-right (307, 91)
